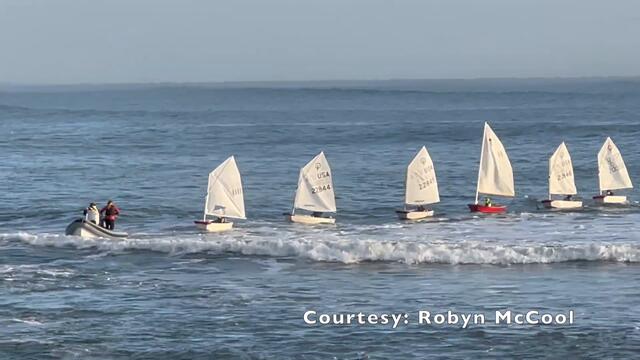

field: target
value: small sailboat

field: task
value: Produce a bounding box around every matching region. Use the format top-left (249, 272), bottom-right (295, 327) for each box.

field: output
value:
top-left (468, 122), bottom-right (515, 213)
top-left (593, 137), bottom-right (632, 204)
top-left (396, 146), bottom-right (439, 220)
top-left (541, 142), bottom-right (582, 209)
top-left (194, 156), bottom-right (245, 232)
top-left (286, 152), bottom-right (336, 224)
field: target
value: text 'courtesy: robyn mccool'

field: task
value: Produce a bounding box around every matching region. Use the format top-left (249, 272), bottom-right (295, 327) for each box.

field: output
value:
top-left (303, 310), bottom-right (575, 329)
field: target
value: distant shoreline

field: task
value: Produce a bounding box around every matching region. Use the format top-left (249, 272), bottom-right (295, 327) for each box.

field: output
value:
top-left (2, 76), bottom-right (640, 93)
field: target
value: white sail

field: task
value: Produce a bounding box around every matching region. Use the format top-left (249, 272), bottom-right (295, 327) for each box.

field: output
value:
top-left (204, 156), bottom-right (246, 219)
top-left (549, 142), bottom-right (577, 196)
top-left (598, 137), bottom-right (632, 192)
top-left (293, 152), bottom-right (336, 212)
top-left (475, 122), bottom-right (515, 200)
top-left (405, 146), bottom-right (440, 205)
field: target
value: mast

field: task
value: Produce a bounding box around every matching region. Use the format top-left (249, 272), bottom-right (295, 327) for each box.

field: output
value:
top-left (404, 161), bottom-right (409, 207)
top-left (291, 167), bottom-right (301, 215)
top-left (475, 123), bottom-right (487, 204)
top-left (291, 191), bottom-right (296, 215)
top-left (203, 192), bottom-right (209, 221)
top-left (549, 168), bottom-right (552, 200)
top-left (548, 166), bottom-right (551, 201)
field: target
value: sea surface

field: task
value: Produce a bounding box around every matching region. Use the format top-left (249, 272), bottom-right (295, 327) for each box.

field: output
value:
top-left (1, 78), bottom-right (640, 359)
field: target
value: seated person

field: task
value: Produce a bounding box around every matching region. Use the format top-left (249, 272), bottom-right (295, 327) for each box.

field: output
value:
top-left (606, 190), bottom-right (614, 196)
top-left (311, 212), bottom-right (323, 218)
top-left (564, 195), bottom-right (573, 201)
top-left (484, 197), bottom-right (492, 207)
top-left (83, 203), bottom-right (100, 225)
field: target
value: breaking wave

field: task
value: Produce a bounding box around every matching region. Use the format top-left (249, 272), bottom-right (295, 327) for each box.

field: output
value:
top-left (4, 232), bottom-right (640, 265)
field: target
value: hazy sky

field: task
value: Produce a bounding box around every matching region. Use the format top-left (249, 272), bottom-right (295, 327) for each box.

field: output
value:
top-left (1, 0), bottom-right (639, 84)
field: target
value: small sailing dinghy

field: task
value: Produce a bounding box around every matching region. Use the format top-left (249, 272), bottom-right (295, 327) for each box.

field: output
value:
top-left (593, 137), bottom-right (632, 204)
top-left (286, 152), bottom-right (336, 224)
top-left (542, 142), bottom-right (583, 209)
top-left (468, 122), bottom-right (515, 213)
top-left (194, 156), bottom-right (245, 232)
top-left (396, 146), bottom-right (439, 220)
top-left (65, 219), bottom-right (128, 240)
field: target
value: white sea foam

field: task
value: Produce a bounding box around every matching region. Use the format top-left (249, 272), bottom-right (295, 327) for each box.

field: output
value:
top-left (12, 318), bottom-right (44, 326)
top-left (36, 269), bottom-right (74, 277)
top-left (0, 261), bottom-right (75, 282)
top-left (5, 230), bottom-right (640, 265)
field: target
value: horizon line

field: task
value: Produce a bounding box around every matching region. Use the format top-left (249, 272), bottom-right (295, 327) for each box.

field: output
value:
top-left (2, 75), bottom-right (640, 88)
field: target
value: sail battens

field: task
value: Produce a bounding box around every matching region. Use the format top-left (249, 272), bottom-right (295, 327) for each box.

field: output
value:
top-left (476, 123), bottom-right (515, 198)
top-left (549, 142), bottom-right (577, 196)
top-left (598, 137), bottom-right (632, 192)
top-left (405, 146), bottom-right (439, 205)
top-left (204, 156), bottom-right (246, 219)
top-left (293, 152), bottom-right (336, 212)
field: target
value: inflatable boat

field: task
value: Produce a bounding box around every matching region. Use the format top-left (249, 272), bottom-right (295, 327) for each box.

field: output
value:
top-left (65, 218), bottom-right (128, 239)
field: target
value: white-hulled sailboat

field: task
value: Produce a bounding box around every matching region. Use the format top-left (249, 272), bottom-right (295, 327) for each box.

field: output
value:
top-left (468, 122), bottom-right (515, 213)
top-left (593, 137), bottom-right (632, 204)
top-left (542, 142), bottom-right (582, 209)
top-left (286, 152), bottom-right (336, 224)
top-left (396, 146), bottom-right (439, 220)
top-left (194, 156), bottom-right (245, 232)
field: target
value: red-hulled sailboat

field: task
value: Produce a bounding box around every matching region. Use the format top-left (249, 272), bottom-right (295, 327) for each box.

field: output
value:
top-left (468, 122), bottom-right (515, 214)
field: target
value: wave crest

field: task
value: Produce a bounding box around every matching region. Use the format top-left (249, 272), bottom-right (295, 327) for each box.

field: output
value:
top-left (5, 232), bottom-right (640, 265)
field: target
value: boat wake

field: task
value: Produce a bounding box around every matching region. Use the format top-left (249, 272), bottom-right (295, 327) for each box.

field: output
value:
top-left (4, 231), bottom-right (640, 265)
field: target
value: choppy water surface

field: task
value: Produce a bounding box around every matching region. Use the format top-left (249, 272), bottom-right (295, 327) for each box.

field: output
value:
top-left (2, 79), bottom-right (640, 359)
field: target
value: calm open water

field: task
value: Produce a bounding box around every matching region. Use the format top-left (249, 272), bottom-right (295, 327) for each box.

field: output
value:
top-left (1, 79), bottom-right (640, 359)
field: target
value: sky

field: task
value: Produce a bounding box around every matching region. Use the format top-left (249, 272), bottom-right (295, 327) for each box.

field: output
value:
top-left (1, 0), bottom-right (640, 84)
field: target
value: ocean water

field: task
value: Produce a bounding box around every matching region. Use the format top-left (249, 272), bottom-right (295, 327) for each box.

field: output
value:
top-left (1, 78), bottom-right (640, 359)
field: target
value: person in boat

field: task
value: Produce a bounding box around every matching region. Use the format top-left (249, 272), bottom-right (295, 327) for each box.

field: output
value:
top-left (564, 195), bottom-right (573, 201)
top-left (213, 217), bottom-right (227, 223)
top-left (606, 190), bottom-right (614, 196)
top-left (83, 202), bottom-right (100, 225)
top-left (100, 200), bottom-right (120, 230)
top-left (312, 211), bottom-right (323, 218)
top-left (484, 197), bottom-right (492, 207)
top-left (416, 205), bottom-right (426, 212)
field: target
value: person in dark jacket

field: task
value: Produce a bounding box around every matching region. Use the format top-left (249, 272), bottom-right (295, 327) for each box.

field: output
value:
top-left (100, 200), bottom-right (120, 230)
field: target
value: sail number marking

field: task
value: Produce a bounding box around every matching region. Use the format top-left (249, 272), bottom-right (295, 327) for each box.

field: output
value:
top-left (311, 184), bottom-right (332, 194)
top-left (606, 157), bottom-right (620, 173)
top-left (417, 178), bottom-right (436, 190)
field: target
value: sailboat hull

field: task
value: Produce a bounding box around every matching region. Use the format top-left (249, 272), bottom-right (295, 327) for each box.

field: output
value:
top-left (593, 195), bottom-right (628, 205)
top-left (194, 220), bottom-right (234, 232)
top-left (396, 210), bottom-right (434, 220)
top-left (541, 200), bottom-right (583, 209)
top-left (287, 214), bottom-right (336, 224)
top-left (468, 204), bottom-right (507, 213)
